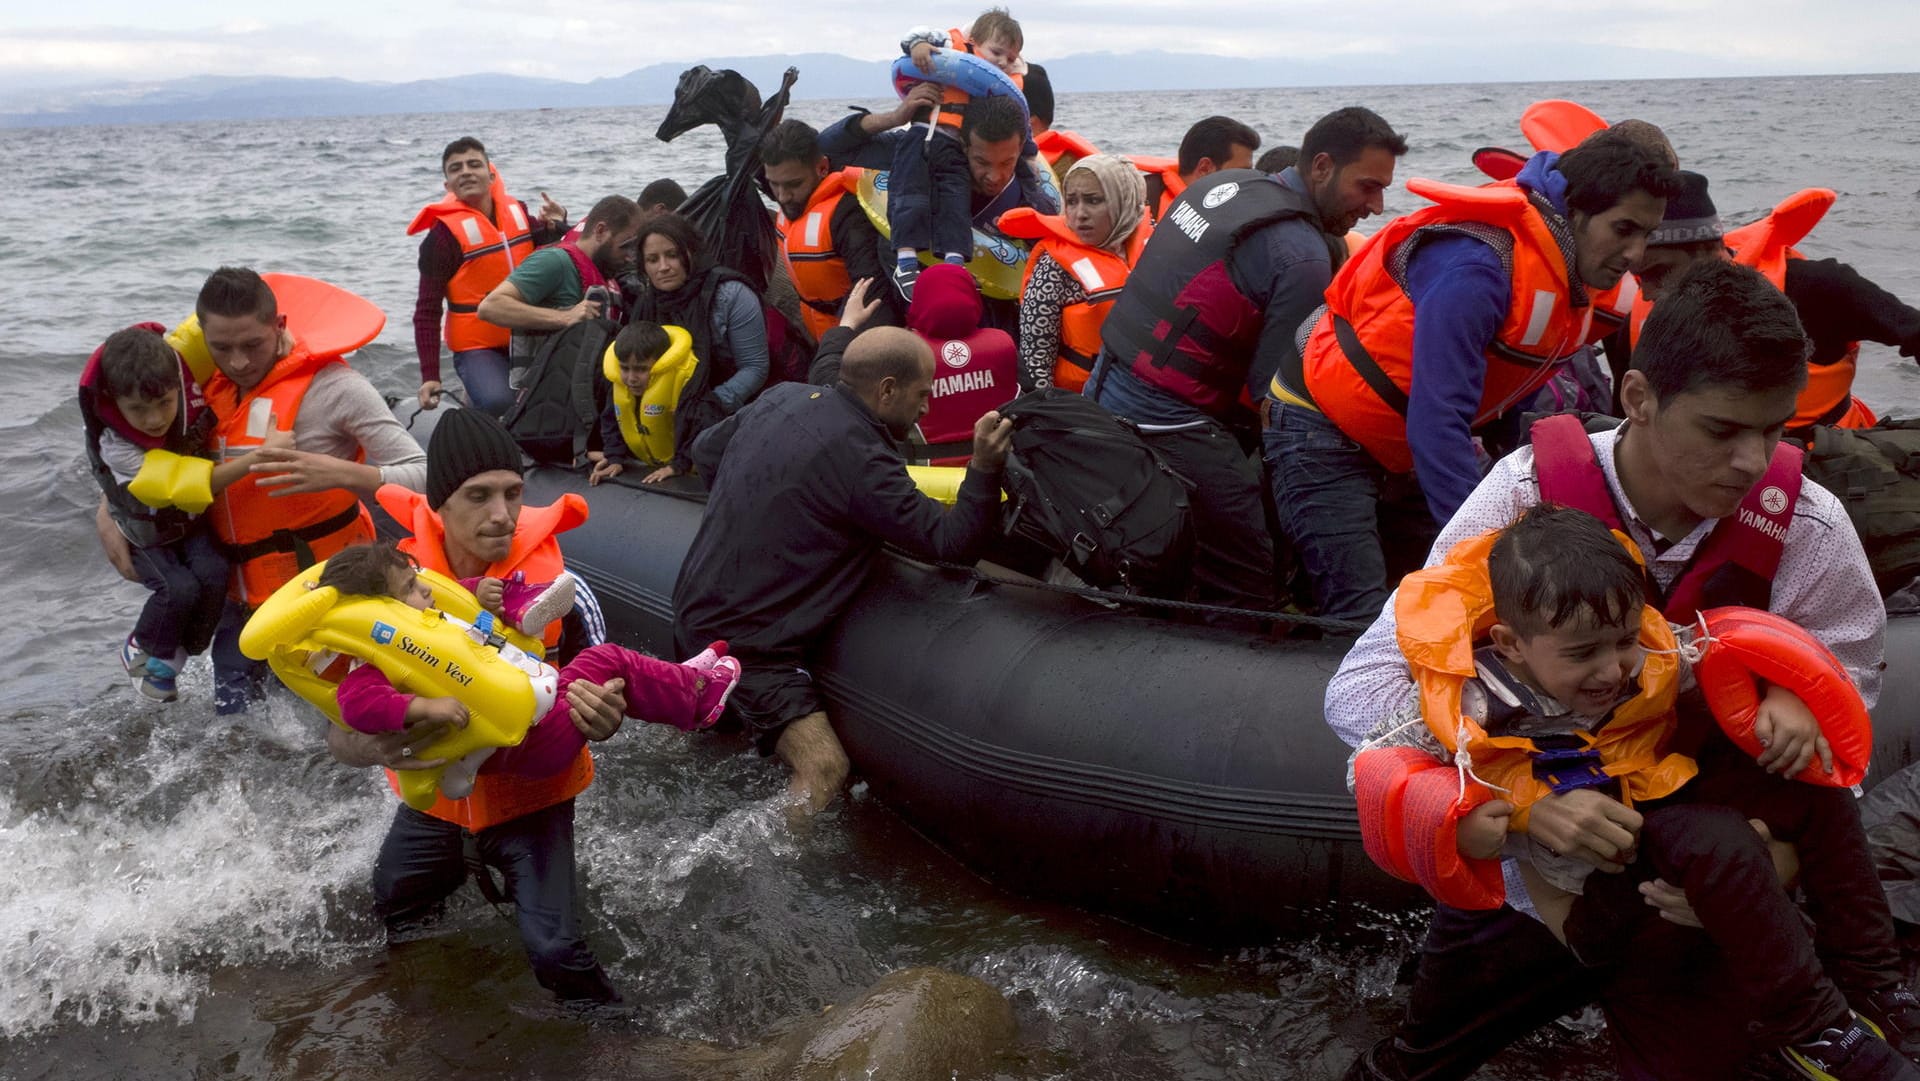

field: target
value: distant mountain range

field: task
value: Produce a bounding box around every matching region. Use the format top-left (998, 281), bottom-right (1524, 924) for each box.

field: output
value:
top-left (0, 46), bottom-right (1806, 128)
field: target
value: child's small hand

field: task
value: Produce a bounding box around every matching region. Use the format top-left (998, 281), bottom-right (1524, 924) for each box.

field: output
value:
top-left (406, 695), bottom-right (469, 730)
top-left (910, 41), bottom-right (936, 73)
top-left (474, 576), bottom-right (505, 615)
top-left (1753, 683), bottom-right (1834, 776)
top-left (642, 464), bottom-right (680, 485)
top-left (589, 459), bottom-right (624, 486)
top-left (1457, 800), bottom-right (1513, 860)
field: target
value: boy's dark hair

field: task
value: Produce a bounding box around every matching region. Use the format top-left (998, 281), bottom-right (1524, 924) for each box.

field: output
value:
top-left (1299, 107), bottom-right (1408, 169)
top-left (1636, 259), bottom-right (1810, 402)
top-left (582, 194), bottom-right (641, 236)
top-left (638, 177), bottom-right (687, 210)
top-left (1556, 131), bottom-right (1686, 218)
top-left (1177, 115), bottom-right (1260, 175)
top-left (1255, 145), bottom-right (1300, 174)
top-left (195, 266), bottom-right (278, 324)
top-left (962, 94), bottom-right (1028, 147)
top-left (99, 327), bottom-right (180, 401)
top-left (317, 542), bottom-right (417, 598)
top-left (761, 119), bottom-right (823, 169)
top-left (614, 322), bottom-right (672, 368)
top-left (440, 136), bottom-right (488, 171)
top-left (1489, 504), bottom-right (1647, 639)
top-left (969, 7), bottom-right (1022, 48)
top-left (637, 212), bottom-right (704, 271)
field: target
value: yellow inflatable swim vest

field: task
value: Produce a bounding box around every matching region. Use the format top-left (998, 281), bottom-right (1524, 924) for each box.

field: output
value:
top-left (603, 324), bottom-right (698, 466)
top-left (239, 562), bottom-right (557, 811)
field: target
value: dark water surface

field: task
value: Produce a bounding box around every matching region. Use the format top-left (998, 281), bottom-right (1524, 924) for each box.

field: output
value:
top-left (3, 73), bottom-right (1917, 1079)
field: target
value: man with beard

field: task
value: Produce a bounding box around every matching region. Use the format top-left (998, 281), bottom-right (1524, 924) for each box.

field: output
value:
top-left (1266, 132), bottom-right (1679, 621)
top-left (670, 327), bottom-right (1012, 816)
top-left (476, 194), bottom-right (643, 363)
top-left (1090, 106), bottom-right (1407, 622)
top-left (762, 119), bottom-right (896, 337)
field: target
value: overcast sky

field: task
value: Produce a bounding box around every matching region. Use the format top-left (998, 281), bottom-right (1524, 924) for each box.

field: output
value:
top-left (5, 1), bottom-right (1917, 86)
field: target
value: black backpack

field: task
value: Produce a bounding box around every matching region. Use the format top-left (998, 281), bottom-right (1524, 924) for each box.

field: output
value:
top-left (1799, 418), bottom-right (1920, 595)
top-left (502, 318), bottom-right (616, 466)
top-left (997, 388), bottom-right (1194, 593)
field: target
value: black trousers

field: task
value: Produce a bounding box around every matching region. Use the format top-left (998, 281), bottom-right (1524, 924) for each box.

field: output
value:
top-left (371, 799), bottom-right (620, 1003)
top-left (1136, 420), bottom-right (1275, 625)
top-left (1351, 733), bottom-right (1904, 1080)
top-left (130, 527), bottom-right (227, 660)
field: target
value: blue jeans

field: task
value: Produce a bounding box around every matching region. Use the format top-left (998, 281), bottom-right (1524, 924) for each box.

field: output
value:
top-left (453, 347), bottom-right (515, 416)
top-left (130, 528), bottom-right (228, 660)
top-left (1263, 401), bottom-right (1433, 621)
top-left (372, 800), bottom-right (620, 1003)
top-left (888, 128), bottom-right (974, 260)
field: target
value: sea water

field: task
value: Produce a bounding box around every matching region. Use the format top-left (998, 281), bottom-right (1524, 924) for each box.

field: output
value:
top-left (2, 72), bottom-right (1916, 1079)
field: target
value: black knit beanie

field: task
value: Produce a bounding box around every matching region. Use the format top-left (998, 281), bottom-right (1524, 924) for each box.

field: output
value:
top-left (1648, 171), bottom-right (1723, 247)
top-left (426, 408), bottom-right (525, 509)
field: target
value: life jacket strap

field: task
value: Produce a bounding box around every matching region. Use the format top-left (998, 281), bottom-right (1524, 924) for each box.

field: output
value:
top-left (1333, 313), bottom-right (1410, 417)
top-left (219, 502), bottom-right (365, 567)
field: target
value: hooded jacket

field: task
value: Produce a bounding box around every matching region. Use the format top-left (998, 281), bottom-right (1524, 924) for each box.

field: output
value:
top-left (907, 263), bottom-right (1017, 455)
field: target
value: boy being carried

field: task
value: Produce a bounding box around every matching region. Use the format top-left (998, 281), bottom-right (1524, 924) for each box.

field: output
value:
top-left (1354, 503), bottom-right (1920, 1080)
top-left (890, 8), bottom-right (1035, 300)
top-left (315, 543), bottom-right (740, 799)
top-left (80, 326), bottom-right (243, 701)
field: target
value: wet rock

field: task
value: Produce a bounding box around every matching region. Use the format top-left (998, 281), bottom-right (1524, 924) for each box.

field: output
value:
top-left (765, 966), bottom-right (1017, 1081)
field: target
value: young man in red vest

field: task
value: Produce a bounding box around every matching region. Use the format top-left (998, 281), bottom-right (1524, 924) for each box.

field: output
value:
top-left (410, 137), bottom-right (570, 416)
top-left (1330, 259), bottom-right (1917, 1080)
top-left (326, 408), bottom-right (632, 1006)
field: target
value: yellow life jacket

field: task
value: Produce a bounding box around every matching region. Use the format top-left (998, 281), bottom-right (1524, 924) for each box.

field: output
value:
top-left (602, 325), bottom-right (697, 467)
top-left (239, 561), bottom-right (556, 811)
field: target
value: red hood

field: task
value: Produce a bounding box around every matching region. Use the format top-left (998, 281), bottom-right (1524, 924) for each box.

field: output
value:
top-left (907, 263), bottom-right (984, 341)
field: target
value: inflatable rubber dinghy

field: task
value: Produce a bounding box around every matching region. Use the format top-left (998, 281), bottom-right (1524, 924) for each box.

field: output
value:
top-left (512, 462), bottom-right (1920, 941)
top-left (383, 400), bottom-right (1920, 942)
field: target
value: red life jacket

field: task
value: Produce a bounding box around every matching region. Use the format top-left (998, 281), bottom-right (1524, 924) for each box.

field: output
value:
top-left (407, 169), bottom-right (533, 352)
top-left (1099, 169), bottom-right (1321, 421)
top-left (1296, 176), bottom-right (1611, 473)
top-left (1530, 413), bottom-right (1802, 618)
top-left (776, 169), bottom-right (861, 341)
top-left (206, 344), bottom-right (376, 606)
top-left (907, 263), bottom-right (1016, 463)
top-left (374, 483), bottom-right (595, 832)
top-left (1000, 207), bottom-right (1152, 392)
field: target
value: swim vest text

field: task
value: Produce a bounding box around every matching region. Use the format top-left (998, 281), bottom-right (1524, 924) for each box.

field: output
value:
top-left (396, 635), bottom-right (477, 686)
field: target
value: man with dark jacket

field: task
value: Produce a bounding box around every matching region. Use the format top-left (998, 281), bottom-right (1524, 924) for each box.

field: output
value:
top-left (672, 326), bottom-right (1013, 813)
top-left (1092, 106), bottom-right (1406, 621)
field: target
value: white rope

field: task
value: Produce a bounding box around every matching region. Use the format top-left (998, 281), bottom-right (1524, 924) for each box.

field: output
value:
top-left (1647, 612), bottom-right (1716, 666)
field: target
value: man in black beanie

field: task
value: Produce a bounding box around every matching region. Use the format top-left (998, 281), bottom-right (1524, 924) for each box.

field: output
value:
top-left (326, 406), bottom-right (632, 1007)
top-left (1627, 170), bottom-right (1920, 432)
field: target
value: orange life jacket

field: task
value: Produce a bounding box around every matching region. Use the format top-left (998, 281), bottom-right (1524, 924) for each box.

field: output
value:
top-left (206, 345), bottom-right (376, 607)
top-left (776, 169), bottom-right (861, 341)
top-left (1297, 177), bottom-right (1610, 473)
top-left (374, 483), bottom-right (595, 832)
top-left (407, 168), bottom-right (533, 353)
top-left (1001, 207), bottom-right (1150, 392)
top-left (1133, 157), bottom-right (1184, 223)
top-left (1395, 529), bottom-right (1696, 832)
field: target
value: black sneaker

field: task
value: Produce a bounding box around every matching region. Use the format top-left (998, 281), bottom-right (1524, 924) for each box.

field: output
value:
top-left (1783, 1016), bottom-right (1920, 1080)
top-left (892, 262), bottom-right (921, 303)
top-left (1858, 989), bottom-right (1920, 1063)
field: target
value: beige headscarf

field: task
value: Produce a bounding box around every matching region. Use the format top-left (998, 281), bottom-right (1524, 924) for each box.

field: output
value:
top-left (1064, 154), bottom-right (1147, 255)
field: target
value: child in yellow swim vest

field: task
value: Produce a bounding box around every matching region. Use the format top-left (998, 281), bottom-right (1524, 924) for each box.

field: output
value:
top-left (1353, 504), bottom-right (1920, 1074)
top-left (317, 543), bottom-right (741, 797)
top-left (589, 320), bottom-right (696, 487)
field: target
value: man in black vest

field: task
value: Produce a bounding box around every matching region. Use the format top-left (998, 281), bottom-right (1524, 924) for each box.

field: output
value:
top-left (1088, 107), bottom-right (1406, 620)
